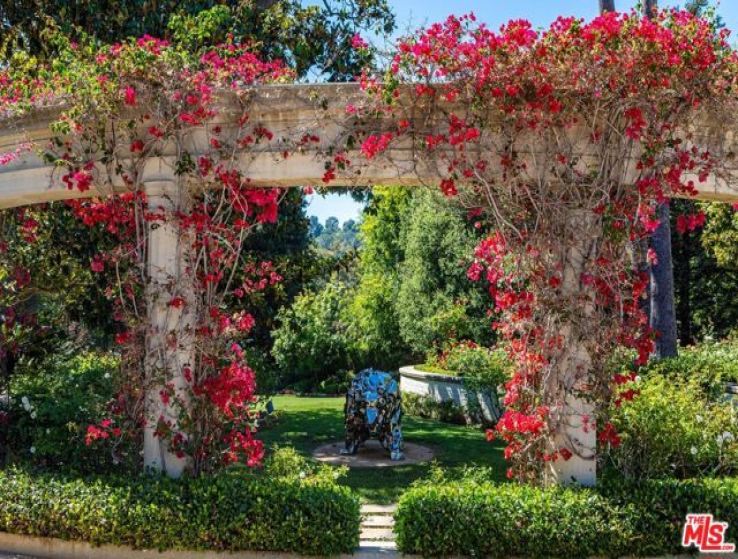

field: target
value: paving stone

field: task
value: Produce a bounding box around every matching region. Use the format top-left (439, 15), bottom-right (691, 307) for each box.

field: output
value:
top-left (360, 528), bottom-right (395, 541)
top-left (357, 541), bottom-right (398, 551)
top-left (362, 515), bottom-right (394, 527)
top-left (360, 504), bottom-right (397, 514)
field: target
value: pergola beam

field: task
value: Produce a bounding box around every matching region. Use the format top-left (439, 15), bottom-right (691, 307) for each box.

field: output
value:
top-left (1, 83), bottom-right (737, 208)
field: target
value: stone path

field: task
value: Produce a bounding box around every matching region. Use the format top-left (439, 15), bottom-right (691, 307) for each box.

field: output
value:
top-left (358, 503), bottom-right (398, 556)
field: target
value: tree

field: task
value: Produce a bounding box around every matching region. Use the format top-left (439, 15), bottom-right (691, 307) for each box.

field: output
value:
top-left (324, 217), bottom-right (340, 234)
top-left (341, 219), bottom-right (360, 249)
top-left (0, 1), bottom-right (395, 81)
top-left (396, 189), bottom-right (492, 355)
top-left (308, 215), bottom-right (323, 238)
top-left (271, 278), bottom-right (357, 388)
top-left (312, 215), bottom-right (362, 254)
top-left (600, 0), bottom-right (616, 12)
top-left (349, 186), bottom-right (412, 369)
top-left (346, 186), bottom-right (494, 369)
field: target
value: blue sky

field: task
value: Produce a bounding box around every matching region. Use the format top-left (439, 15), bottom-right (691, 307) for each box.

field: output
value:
top-left (305, 193), bottom-right (364, 224)
top-left (306, 0), bottom-right (738, 224)
top-left (389, 0), bottom-right (738, 35)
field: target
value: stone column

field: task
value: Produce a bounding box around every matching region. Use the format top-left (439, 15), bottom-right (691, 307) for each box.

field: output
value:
top-left (546, 210), bottom-right (597, 487)
top-left (143, 180), bottom-right (194, 478)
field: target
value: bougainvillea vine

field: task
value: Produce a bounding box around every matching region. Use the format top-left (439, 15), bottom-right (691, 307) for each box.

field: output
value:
top-left (348, 9), bottom-right (738, 483)
top-left (0, 33), bottom-right (297, 474)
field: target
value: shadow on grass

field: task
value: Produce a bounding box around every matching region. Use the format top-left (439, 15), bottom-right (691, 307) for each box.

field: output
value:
top-left (257, 396), bottom-right (508, 504)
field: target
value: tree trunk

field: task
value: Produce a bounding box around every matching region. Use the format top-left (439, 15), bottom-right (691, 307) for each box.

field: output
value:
top-left (672, 204), bottom-right (694, 345)
top-left (599, 0), bottom-right (616, 12)
top-left (650, 202), bottom-right (679, 357)
top-left (644, 0), bottom-right (658, 18)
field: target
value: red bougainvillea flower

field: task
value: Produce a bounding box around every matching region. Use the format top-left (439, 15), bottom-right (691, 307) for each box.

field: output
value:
top-left (90, 255), bottom-right (105, 273)
top-left (124, 86), bottom-right (136, 106)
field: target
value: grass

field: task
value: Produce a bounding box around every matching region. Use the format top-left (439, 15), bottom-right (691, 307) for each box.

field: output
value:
top-left (257, 395), bottom-right (508, 504)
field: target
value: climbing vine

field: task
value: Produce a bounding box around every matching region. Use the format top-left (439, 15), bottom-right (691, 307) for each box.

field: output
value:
top-left (350, 10), bottom-right (738, 483)
top-left (1, 32), bottom-right (299, 474)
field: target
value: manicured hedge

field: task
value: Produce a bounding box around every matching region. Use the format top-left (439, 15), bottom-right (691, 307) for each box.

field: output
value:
top-left (395, 481), bottom-right (631, 558)
top-left (0, 469), bottom-right (361, 555)
top-left (395, 478), bottom-right (738, 557)
top-left (600, 477), bottom-right (738, 557)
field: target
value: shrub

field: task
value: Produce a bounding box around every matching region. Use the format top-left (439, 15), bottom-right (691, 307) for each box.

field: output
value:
top-left (636, 340), bottom-right (738, 394)
top-left (0, 450), bottom-right (360, 555)
top-left (401, 392), bottom-right (467, 425)
top-left (395, 477), bottom-right (738, 557)
top-left (423, 342), bottom-right (510, 387)
top-left (600, 477), bottom-right (738, 557)
top-left (608, 375), bottom-right (738, 480)
top-left (6, 352), bottom-right (121, 473)
top-left (395, 480), bottom-right (631, 558)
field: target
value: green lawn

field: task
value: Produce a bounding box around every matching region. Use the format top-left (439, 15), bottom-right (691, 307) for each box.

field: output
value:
top-left (257, 395), bottom-right (508, 504)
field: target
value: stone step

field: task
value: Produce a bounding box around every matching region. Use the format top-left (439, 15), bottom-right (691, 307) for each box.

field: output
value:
top-left (360, 504), bottom-right (397, 514)
top-left (362, 515), bottom-right (395, 528)
top-left (360, 528), bottom-right (396, 541)
top-left (358, 540), bottom-right (398, 551)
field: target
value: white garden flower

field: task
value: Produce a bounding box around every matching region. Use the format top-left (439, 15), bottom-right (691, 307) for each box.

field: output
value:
top-left (104, 373), bottom-right (111, 379)
top-left (635, 375), bottom-right (642, 383)
top-left (696, 415), bottom-right (703, 424)
top-left (29, 446), bottom-right (36, 454)
top-left (723, 431), bottom-right (734, 443)
top-left (30, 411), bottom-right (37, 419)
top-left (717, 435), bottom-right (724, 446)
top-left (691, 446), bottom-right (698, 455)
top-left (299, 471), bottom-right (306, 479)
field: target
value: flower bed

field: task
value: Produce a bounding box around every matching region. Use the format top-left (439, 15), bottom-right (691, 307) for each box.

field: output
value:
top-left (0, 467), bottom-right (360, 556)
top-left (394, 478), bottom-right (738, 557)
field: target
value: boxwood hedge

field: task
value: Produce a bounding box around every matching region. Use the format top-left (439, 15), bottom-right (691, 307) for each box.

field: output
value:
top-left (0, 468), bottom-right (360, 555)
top-left (395, 478), bottom-right (738, 558)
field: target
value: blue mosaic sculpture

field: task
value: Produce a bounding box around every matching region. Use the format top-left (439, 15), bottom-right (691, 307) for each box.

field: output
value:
top-left (341, 369), bottom-right (404, 460)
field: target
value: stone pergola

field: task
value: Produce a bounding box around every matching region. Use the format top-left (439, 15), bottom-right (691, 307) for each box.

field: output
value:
top-left (1, 83), bottom-right (737, 485)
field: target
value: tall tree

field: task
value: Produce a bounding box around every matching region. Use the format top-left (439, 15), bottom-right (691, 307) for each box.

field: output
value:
top-left (599, 0), bottom-right (616, 12)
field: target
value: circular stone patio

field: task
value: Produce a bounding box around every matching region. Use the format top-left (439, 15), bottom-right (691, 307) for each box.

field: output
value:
top-left (312, 440), bottom-right (435, 468)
